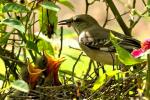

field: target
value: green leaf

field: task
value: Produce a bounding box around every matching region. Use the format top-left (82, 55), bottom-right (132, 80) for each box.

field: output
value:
top-left (37, 39), bottom-right (54, 55)
top-left (40, 1), bottom-right (60, 12)
top-left (11, 80), bottom-right (29, 93)
top-left (0, 0), bottom-right (8, 4)
top-left (92, 70), bottom-right (120, 91)
top-left (36, 32), bottom-right (54, 55)
top-left (58, 0), bottom-right (74, 11)
top-left (0, 32), bottom-right (11, 45)
top-left (106, 70), bottom-right (120, 77)
top-left (147, 0), bottom-right (150, 16)
top-left (59, 69), bottom-right (76, 76)
top-left (0, 4), bottom-right (3, 13)
top-left (38, 8), bottom-right (58, 36)
top-left (2, 3), bottom-right (29, 13)
top-left (92, 74), bottom-right (106, 91)
top-left (0, 18), bottom-right (25, 33)
top-left (0, 4), bottom-right (5, 20)
top-left (0, 74), bottom-right (5, 80)
top-left (110, 32), bottom-right (144, 65)
top-left (0, 58), bottom-right (6, 76)
top-left (26, 41), bottom-right (39, 54)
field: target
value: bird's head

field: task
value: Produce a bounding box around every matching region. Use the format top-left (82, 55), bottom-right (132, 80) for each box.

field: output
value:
top-left (58, 14), bottom-right (99, 34)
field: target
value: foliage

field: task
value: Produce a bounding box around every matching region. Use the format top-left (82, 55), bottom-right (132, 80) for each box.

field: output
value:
top-left (0, 0), bottom-right (74, 99)
top-left (0, 0), bottom-right (150, 99)
top-left (110, 32), bottom-right (145, 65)
top-left (11, 80), bottom-right (29, 93)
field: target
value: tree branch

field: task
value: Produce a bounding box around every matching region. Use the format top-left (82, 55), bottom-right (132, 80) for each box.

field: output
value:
top-left (105, 0), bottom-right (131, 36)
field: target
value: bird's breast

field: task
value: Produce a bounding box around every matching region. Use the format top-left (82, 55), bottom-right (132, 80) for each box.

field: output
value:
top-left (79, 43), bottom-right (116, 65)
top-left (78, 31), bottom-right (94, 43)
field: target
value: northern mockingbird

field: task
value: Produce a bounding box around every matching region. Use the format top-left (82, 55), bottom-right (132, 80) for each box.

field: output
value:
top-left (58, 14), bottom-right (141, 65)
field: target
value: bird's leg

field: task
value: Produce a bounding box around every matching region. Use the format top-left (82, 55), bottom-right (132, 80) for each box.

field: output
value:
top-left (109, 52), bottom-right (115, 70)
top-left (97, 62), bottom-right (106, 74)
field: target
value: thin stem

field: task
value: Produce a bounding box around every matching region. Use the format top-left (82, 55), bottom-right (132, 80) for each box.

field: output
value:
top-left (147, 0), bottom-right (150, 16)
top-left (107, 11), bottom-right (130, 22)
top-left (129, 10), bottom-right (147, 29)
top-left (142, 0), bottom-right (146, 6)
top-left (129, 0), bottom-right (136, 31)
top-left (85, 0), bottom-right (89, 14)
top-left (72, 52), bottom-right (83, 84)
top-left (145, 54), bottom-right (150, 98)
top-left (103, 4), bottom-right (109, 27)
top-left (58, 26), bottom-right (63, 58)
top-left (85, 0), bottom-right (98, 14)
top-left (84, 59), bottom-right (93, 79)
top-left (23, 0), bottom-right (37, 63)
top-left (133, 0), bottom-right (136, 8)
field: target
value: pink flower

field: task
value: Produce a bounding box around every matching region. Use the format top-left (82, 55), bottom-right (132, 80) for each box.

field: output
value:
top-left (131, 39), bottom-right (150, 58)
top-left (131, 48), bottom-right (144, 58)
top-left (141, 39), bottom-right (150, 51)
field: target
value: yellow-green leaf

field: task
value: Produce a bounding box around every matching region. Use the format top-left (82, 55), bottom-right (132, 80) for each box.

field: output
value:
top-left (110, 32), bottom-right (144, 65)
top-left (92, 74), bottom-right (106, 91)
top-left (58, 0), bottom-right (74, 11)
top-left (2, 3), bottom-right (29, 13)
top-left (11, 80), bottom-right (29, 93)
top-left (0, 18), bottom-right (25, 33)
top-left (40, 1), bottom-right (60, 12)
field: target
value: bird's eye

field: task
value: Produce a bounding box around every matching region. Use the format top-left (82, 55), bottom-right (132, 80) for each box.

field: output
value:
top-left (74, 18), bottom-right (82, 22)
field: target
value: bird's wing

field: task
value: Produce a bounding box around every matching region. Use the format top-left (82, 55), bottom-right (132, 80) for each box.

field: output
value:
top-left (79, 29), bottom-right (141, 52)
top-left (118, 38), bottom-right (141, 52)
top-left (79, 29), bottom-right (115, 52)
top-left (110, 29), bottom-right (141, 51)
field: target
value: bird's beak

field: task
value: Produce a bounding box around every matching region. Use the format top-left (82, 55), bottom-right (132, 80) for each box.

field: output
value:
top-left (58, 18), bottom-right (73, 27)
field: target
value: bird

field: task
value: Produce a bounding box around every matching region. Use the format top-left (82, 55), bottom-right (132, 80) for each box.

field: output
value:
top-left (58, 14), bottom-right (141, 65)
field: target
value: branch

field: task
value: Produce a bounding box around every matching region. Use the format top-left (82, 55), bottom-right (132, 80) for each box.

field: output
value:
top-left (103, 3), bottom-right (109, 28)
top-left (129, 0), bottom-right (136, 30)
top-left (145, 54), bottom-right (150, 99)
top-left (105, 0), bottom-right (131, 36)
top-left (85, 0), bottom-right (99, 14)
top-left (72, 52), bottom-right (83, 84)
top-left (58, 26), bottom-right (63, 57)
top-left (129, 10), bottom-right (147, 29)
top-left (85, 0), bottom-right (89, 14)
top-left (142, 0), bottom-right (146, 6)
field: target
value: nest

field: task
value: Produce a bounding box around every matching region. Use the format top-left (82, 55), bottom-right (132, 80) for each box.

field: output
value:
top-left (7, 74), bottom-right (143, 100)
